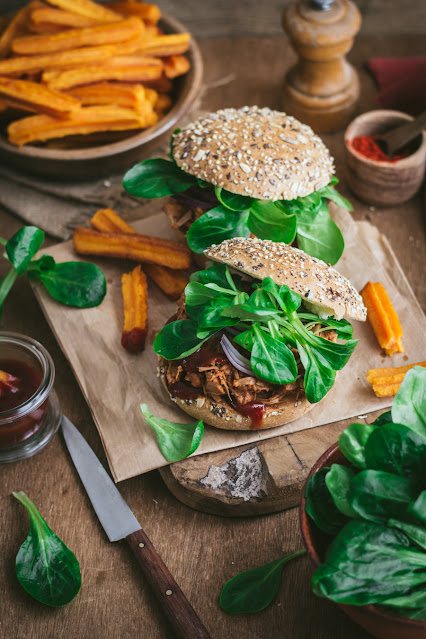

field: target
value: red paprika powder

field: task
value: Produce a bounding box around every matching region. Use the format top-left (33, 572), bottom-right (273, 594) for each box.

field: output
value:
top-left (348, 135), bottom-right (411, 163)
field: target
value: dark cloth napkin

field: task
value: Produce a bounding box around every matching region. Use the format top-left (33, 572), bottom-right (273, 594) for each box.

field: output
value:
top-left (367, 57), bottom-right (426, 116)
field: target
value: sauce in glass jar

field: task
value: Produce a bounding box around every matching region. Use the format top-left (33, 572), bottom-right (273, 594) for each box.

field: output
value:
top-left (0, 333), bottom-right (61, 462)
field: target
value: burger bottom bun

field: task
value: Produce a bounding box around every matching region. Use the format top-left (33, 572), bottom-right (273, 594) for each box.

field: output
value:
top-left (159, 366), bottom-right (313, 431)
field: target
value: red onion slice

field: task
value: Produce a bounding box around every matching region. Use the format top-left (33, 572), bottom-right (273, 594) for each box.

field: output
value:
top-left (220, 334), bottom-right (253, 376)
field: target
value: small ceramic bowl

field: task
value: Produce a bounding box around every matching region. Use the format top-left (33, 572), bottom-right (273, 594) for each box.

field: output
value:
top-left (300, 442), bottom-right (426, 639)
top-left (344, 109), bottom-right (426, 206)
top-left (0, 14), bottom-right (203, 180)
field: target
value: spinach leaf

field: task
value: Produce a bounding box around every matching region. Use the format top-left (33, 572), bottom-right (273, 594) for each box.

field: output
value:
top-left (0, 269), bottom-right (18, 321)
top-left (195, 298), bottom-right (240, 332)
top-left (338, 422), bottom-right (377, 469)
top-left (325, 464), bottom-right (357, 518)
top-left (388, 519), bottom-right (426, 551)
top-left (261, 278), bottom-right (301, 314)
top-left (184, 281), bottom-right (221, 307)
top-left (297, 313), bottom-right (353, 339)
top-left (313, 521), bottom-right (426, 605)
top-left (322, 520), bottom-right (426, 582)
top-left (153, 319), bottom-right (205, 360)
top-left (297, 342), bottom-right (336, 404)
top-left (187, 206), bottom-right (250, 254)
top-left (214, 187), bottom-right (254, 211)
top-left (408, 491), bottom-right (426, 524)
top-left (122, 158), bottom-right (196, 198)
top-left (380, 589), bottom-right (426, 618)
top-left (318, 185), bottom-right (353, 211)
top-left (364, 423), bottom-right (426, 483)
top-left (13, 491), bottom-right (81, 607)
top-left (296, 200), bottom-right (344, 265)
top-left (373, 410), bottom-right (393, 426)
top-left (6, 226), bottom-right (44, 275)
top-left (251, 324), bottom-right (297, 384)
top-left (392, 366), bottom-right (426, 440)
top-left (0, 225), bottom-right (107, 320)
top-left (140, 404), bottom-right (204, 462)
top-left (350, 470), bottom-right (417, 524)
top-left (220, 550), bottom-right (306, 613)
top-left (30, 262), bottom-right (106, 308)
top-left (305, 467), bottom-right (349, 535)
top-left (247, 201), bottom-right (297, 243)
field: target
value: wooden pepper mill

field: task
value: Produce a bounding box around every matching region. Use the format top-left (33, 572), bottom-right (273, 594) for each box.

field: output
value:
top-left (282, 0), bottom-right (362, 133)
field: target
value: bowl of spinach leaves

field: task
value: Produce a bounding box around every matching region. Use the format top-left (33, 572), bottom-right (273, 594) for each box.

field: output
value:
top-left (300, 366), bottom-right (426, 639)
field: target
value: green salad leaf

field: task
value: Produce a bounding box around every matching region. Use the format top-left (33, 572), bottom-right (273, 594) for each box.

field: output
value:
top-left (122, 156), bottom-right (352, 264)
top-left (391, 366), bottom-right (426, 440)
top-left (220, 550), bottom-right (306, 613)
top-left (140, 404), bottom-right (204, 462)
top-left (153, 263), bottom-right (357, 404)
top-left (304, 367), bottom-right (426, 620)
top-left (13, 491), bottom-right (81, 607)
top-left (0, 226), bottom-right (106, 321)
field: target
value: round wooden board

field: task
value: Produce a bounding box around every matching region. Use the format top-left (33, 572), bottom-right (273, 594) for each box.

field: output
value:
top-left (158, 411), bottom-right (383, 517)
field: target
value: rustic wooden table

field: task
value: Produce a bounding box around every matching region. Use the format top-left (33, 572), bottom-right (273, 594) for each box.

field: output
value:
top-left (0, 28), bottom-right (425, 639)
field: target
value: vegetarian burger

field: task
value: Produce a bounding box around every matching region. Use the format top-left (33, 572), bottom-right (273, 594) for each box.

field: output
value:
top-left (154, 237), bottom-right (366, 431)
top-left (123, 106), bottom-right (352, 266)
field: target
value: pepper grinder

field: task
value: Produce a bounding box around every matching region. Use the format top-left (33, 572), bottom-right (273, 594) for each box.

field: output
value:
top-left (282, 0), bottom-right (362, 133)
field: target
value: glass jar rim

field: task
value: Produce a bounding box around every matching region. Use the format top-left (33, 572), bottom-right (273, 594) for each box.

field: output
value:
top-left (0, 332), bottom-right (55, 423)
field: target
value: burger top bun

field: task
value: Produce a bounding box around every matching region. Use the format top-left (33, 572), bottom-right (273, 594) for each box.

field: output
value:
top-left (172, 106), bottom-right (334, 201)
top-left (205, 237), bottom-right (367, 322)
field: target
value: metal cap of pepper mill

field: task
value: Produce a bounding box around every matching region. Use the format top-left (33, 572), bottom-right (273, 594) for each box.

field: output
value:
top-left (282, 0), bottom-right (362, 133)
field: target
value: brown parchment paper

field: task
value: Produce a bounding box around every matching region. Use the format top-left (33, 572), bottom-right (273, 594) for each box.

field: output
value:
top-left (32, 206), bottom-right (426, 482)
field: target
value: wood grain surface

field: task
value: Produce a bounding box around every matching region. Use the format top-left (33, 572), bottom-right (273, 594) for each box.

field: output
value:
top-left (0, 28), bottom-right (425, 639)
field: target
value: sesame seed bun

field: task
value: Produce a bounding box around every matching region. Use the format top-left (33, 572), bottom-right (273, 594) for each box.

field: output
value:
top-left (172, 106), bottom-right (334, 201)
top-left (158, 362), bottom-right (313, 430)
top-left (205, 237), bottom-right (367, 322)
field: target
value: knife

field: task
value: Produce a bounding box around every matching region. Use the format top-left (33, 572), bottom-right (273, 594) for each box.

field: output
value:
top-left (61, 415), bottom-right (212, 639)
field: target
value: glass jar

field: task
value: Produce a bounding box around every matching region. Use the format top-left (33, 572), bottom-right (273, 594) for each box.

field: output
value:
top-left (0, 332), bottom-right (61, 463)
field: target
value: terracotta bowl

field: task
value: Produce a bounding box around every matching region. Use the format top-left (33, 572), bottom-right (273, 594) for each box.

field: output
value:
top-left (0, 14), bottom-right (203, 181)
top-left (344, 109), bottom-right (426, 206)
top-left (300, 442), bottom-right (426, 639)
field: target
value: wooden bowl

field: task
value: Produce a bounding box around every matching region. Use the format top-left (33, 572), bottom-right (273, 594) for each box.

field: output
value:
top-left (300, 442), bottom-right (426, 639)
top-left (344, 110), bottom-right (426, 206)
top-left (0, 14), bottom-right (203, 181)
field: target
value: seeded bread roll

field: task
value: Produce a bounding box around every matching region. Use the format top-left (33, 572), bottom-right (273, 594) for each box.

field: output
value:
top-left (172, 106), bottom-right (334, 201)
top-left (205, 237), bottom-right (367, 322)
top-left (158, 360), bottom-right (313, 431)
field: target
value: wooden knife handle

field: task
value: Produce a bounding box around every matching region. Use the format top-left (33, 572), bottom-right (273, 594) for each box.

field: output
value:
top-left (127, 529), bottom-right (212, 639)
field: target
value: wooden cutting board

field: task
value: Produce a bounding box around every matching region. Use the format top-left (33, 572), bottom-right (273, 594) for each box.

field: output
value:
top-left (159, 409), bottom-right (383, 517)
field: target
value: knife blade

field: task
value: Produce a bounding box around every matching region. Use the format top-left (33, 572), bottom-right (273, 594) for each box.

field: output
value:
top-left (61, 415), bottom-right (211, 639)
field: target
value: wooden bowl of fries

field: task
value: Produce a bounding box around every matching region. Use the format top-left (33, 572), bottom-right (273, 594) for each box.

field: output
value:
top-left (0, 2), bottom-right (203, 180)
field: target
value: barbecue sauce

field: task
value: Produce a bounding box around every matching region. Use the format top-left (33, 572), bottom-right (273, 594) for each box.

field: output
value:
top-left (0, 359), bottom-right (47, 447)
top-left (231, 400), bottom-right (266, 429)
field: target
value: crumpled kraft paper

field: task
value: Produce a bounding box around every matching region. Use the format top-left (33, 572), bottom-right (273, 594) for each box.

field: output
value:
top-left (32, 206), bottom-right (426, 482)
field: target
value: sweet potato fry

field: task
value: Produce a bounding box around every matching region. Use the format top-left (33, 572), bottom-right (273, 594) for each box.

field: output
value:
top-left (144, 263), bottom-right (188, 300)
top-left (121, 265), bottom-right (148, 353)
top-left (44, 63), bottom-right (162, 90)
top-left (0, 44), bottom-right (116, 76)
top-left (108, 2), bottom-right (162, 24)
top-left (132, 33), bottom-right (190, 57)
top-left (361, 281), bottom-right (403, 356)
top-left (366, 361), bottom-right (426, 397)
top-left (73, 227), bottom-right (191, 270)
top-left (153, 92), bottom-right (172, 114)
top-left (67, 82), bottom-right (146, 111)
top-left (7, 106), bottom-right (151, 146)
top-left (163, 55), bottom-right (190, 79)
top-left (44, 0), bottom-right (122, 23)
top-left (90, 208), bottom-right (136, 234)
top-left (90, 207), bottom-right (189, 298)
top-left (12, 17), bottom-right (144, 55)
top-left (30, 7), bottom-right (99, 29)
top-left (143, 75), bottom-right (173, 93)
top-left (0, 77), bottom-right (81, 116)
top-left (0, 1), bottom-right (41, 59)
